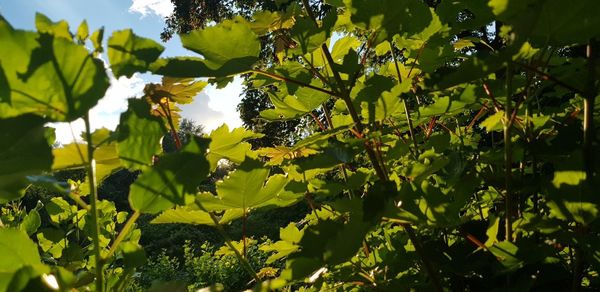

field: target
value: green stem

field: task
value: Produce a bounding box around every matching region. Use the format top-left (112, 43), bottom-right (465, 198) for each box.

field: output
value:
top-left (160, 101), bottom-right (182, 150)
top-left (252, 69), bottom-right (339, 97)
top-left (242, 208), bottom-right (247, 258)
top-left (391, 48), bottom-right (419, 156)
top-left (403, 225), bottom-right (444, 292)
top-left (513, 61), bottom-right (585, 95)
top-left (572, 39), bottom-right (597, 292)
top-left (208, 212), bottom-right (259, 282)
top-left (68, 192), bottom-right (90, 211)
top-left (320, 38), bottom-right (443, 290)
top-left (320, 43), bottom-right (388, 180)
top-left (504, 64), bottom-right (514, 242)
top-left (83, 114), bottom-right (104, 292)
top-left (104, 211), bottom-right (141, 261)
top-left (583, 40), bottom-right (597, 182)
top-left (322, 103), bottom-right (334, 130)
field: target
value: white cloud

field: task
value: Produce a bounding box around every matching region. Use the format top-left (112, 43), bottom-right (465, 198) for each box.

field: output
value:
top-left (51, 73), bottom-right (145, 144)
top-left (129, 0), bottom-right (174, 18)
top-left (180, 77), bottom-right (244, 132)
top-left (179, 92), bottom-right (225, 131)
top-left (51, 74), bottom-right (245, 144)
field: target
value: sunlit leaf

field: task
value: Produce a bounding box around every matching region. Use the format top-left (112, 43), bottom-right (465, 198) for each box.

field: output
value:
top-left (197, 159), bottom-right (288, 211)
top-left (206, 124), bottom-right (263, 170)
top-left (108, 29), bottom-right (164, 78)
top-left (0, 229), bottom-right (43, 275)
top-left (75, 20), bottom-right (88, 43)
top-left (52, 133), bottom-right (121, 184)
top-left (261, 87), bottom-right (331, 120)
top-left (151, 206), bottom-right (241, 226)
top-left (0, 16), bottom-right (109, 121)
top-left (35, 13), bottom-right (71, 40)
top-left (249, 11), bottom-right (295, 35)
top-left (19, 210), bottom-right (41, 236)
top-left (151, 19), bottom-right (260, 77)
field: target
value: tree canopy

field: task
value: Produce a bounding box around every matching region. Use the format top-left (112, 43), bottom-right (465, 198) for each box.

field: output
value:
top-left (0, 0), bottom-right (599, 291)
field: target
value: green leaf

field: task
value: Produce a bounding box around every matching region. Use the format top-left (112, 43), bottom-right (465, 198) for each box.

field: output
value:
top-left (19, 210), bottom-right (41, 236)
top-left (480, 111), bottom-right (505, 132)
top-left (108, 29), bottom-right (165, 78)
top-left (289, 16), bottom-right (330, 54)
top-left (52, 136), bottom-right (121, 184)
top-left (488, 241), bottom-right (523, 272)
top-left (117, 99), bottom-right (166, 170)
top-left (437, 0), bottom-right (494, 32)
top-left (90, 27), bottom-right (104, 54)
top-left (206, 124), bottom-right (263, 170)
top-left (261, 87), bottom-right (331, 120)
top-left (120, 242), bottom-right (146, 269)
top-left (296, 206), bottom-right (370, 266)
top-left (0, 115), bottom-right (53, 203)
top-left (0, 64), bottom-right (9, 103)
top-left (0, 16), bottom-right (109, 121)
top-left (151, 206), bottom-right (215, 226)
top-left (116, 212), bottom-right (128, 224)
top-left (361, 80), bottom-right (411, 123)
top-left (331, 36), bottom-right (362, 62)
top-left (146, 77), bottom-right (208, 104)
top-left (484, 215), bottom-right (500, 247)
top-left (429, 53), bottom-right (506, 90)
top-left (151, 206), bottom-right (241, 225)
top-left (351, 74), bottom-right (395, 106)
top-left (257, 146), bottom-right (319, 166)
top-left (546, 171), bottom-right (598, 225)
top-left (0, 229), bottom-right (42, 274)
top-left (197, 159), bottom-right (288, 211)
top-left (551, 171), bottom-right (586, 188)
top-left (36, 228), bottom-right (68, 258)
top-left (419, 85), bottom-right (479, 118)
top-left (45, 197), bottom-right (76, 224)
top-left (260, 240), bottom-right (301, 264)
top-left (400, 149), bottom-right (449, 182)
top-left (490, 0), bottom-right (600, 46)
top-left (294, 141), bottom-right (362, 172)
top-left (251, 62), bottom-right (313, 94)
top-left (152, 19), bottom-right (260, 77)
top-left (128, 136), bottom-right (210, 214)
top-left (35, 13), bottom-right (71, 40)
top-left (345, 0), bottom-right (434, 45)
top-left (280, 223), bottom-right (303, 243)
top-left (75, 20), bottom-right (89, 43)
top-left (249, 11), bottom-right (295, 35)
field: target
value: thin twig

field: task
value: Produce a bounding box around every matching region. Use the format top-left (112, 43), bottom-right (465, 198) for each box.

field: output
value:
top-left (103, 211), bottom-right (141, 262)
top-left (504, 64), bottom-right (514, 242)
top-left (83, 114), bottom-right (104, 291)
top-left (252, 69), bottom-right (340, 97)
top-left (391, 47), bottom-right (420, 155)
top-left (513, 61), bottom-right (585, 95)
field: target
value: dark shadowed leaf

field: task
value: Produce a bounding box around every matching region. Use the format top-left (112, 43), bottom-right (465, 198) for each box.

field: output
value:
top-left (0, 115), bottom-right (52, 203)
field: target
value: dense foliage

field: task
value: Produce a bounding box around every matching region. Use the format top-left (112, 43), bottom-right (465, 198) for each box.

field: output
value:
top-left (1, 0), bottom-right (600, 291)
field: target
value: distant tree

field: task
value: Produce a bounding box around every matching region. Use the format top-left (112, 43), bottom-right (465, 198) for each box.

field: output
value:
top-left (237, 87), bottom-right (304, 147)
top-left (162, 118), bottom-right (205, 152)
top-left (162, 0), bottom-right (330, 147)
top-left (161, 0), bottom-right (329, 42)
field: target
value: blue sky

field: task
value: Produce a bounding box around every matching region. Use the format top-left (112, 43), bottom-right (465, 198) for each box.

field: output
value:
top-left (0, 0), bottom-right (243, 143)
